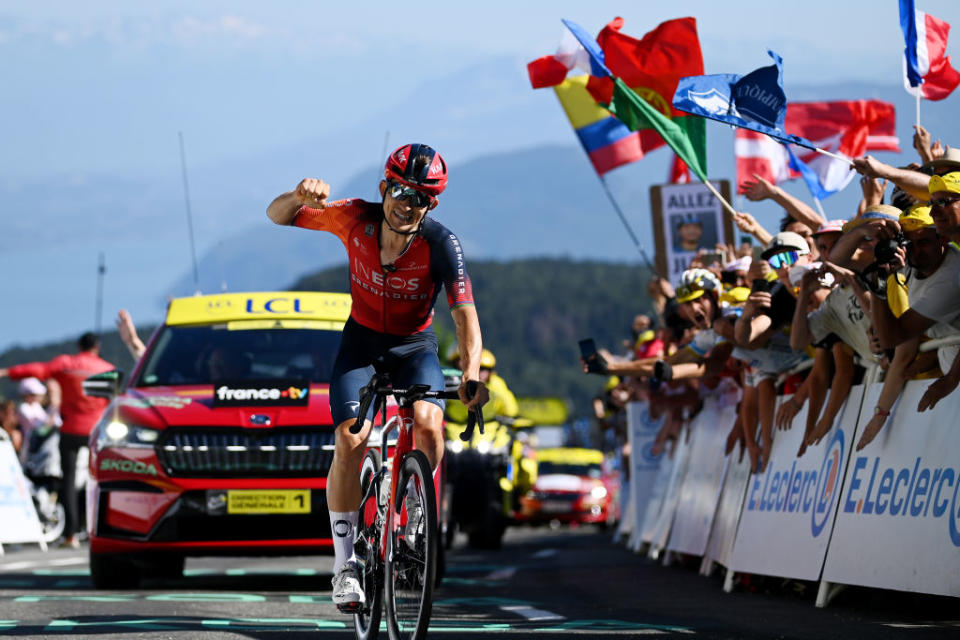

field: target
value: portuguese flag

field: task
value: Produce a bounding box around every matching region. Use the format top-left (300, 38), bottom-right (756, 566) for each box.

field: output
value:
top-left (586, 17), bottom-right (707, 177)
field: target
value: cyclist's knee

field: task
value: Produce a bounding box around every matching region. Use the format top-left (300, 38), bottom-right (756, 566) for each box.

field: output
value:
top-left (412, 402), bottom-right (443, 436)
top-left (334, 419), bottom-right (370, 461)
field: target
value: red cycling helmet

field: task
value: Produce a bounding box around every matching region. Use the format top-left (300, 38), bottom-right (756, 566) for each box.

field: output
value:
top-left (384, 143), bottom-right (448, 196)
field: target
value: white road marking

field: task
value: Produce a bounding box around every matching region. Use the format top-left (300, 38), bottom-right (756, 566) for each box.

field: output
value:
top-left (483, 567), bottom-right (516, 581)
top-left (531, 549), bottom-right (556, 559)
top-left (500, 605), bottom-right (565, 622)
top-left (1, 557), bottom-right (86, 572)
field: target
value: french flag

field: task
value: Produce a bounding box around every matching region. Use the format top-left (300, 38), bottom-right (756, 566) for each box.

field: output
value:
top-left (900, 0), bottom-right (960, 101)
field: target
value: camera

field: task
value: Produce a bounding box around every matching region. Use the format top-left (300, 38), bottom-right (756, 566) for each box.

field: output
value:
top-left (873, 233), bottom-right (908, 265)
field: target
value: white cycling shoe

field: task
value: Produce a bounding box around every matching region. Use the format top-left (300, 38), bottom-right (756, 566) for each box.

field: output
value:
top-left (331, 561), bottom-right (365, 612)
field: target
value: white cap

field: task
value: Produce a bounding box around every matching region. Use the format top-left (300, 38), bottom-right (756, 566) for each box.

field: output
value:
top-left (17, 377), bottom-right (47, 397)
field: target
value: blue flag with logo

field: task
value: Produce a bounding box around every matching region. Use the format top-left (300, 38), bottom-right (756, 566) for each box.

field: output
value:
top-left (672, 51), bottom-right (816, 150)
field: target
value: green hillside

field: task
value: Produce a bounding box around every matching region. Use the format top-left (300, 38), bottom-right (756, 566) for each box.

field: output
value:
top-left (2, 258), bottom-right (655, 419)
top-left (292, 258), bottom-right (655, 416)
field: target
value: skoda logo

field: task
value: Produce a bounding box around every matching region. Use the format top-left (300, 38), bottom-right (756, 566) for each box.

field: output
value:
top-left (811, 429), bottom-right (844, 537)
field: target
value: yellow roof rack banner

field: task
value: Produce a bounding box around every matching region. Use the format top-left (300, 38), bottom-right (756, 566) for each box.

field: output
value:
top-left (516, 397), bottom-right (570, 426)
top-left (166, 292), bottom-right (351, 326)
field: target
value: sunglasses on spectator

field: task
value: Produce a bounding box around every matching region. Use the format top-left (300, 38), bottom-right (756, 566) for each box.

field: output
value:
top-left (929, 195), bottom-right (960, 209)
top-left (386, 181), bottom-right (432, 208)
top-left (767, 250), bottom-right (799, 269)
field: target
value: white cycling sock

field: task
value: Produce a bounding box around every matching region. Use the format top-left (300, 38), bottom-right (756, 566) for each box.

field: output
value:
top-left (330, 510), bottom-right (358, 574)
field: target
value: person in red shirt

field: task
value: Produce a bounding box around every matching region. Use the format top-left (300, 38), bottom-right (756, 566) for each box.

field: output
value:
top-left (0, 332), bottom-right (114, 548)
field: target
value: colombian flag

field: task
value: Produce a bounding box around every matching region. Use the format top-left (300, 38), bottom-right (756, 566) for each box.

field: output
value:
top-left (553, 75), bottom-right (644, 175)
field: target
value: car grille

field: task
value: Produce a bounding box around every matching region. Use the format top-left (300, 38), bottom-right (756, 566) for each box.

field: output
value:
top-left (158, 428), bottom-right (336, 478)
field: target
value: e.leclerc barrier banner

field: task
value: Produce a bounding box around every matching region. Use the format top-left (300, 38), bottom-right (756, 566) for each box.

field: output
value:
top-left (0, 436), bottom-right (45, 547)
top-left (668, 381), bottom-right (740, 557)
top-left (822, 379), bottom-right (960, 597)
top-left (626, 401), bottom-right (665, 549)
top-left (728, 384), bottom-right (865, 581)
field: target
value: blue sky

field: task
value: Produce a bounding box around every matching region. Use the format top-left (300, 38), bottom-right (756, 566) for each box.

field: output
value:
top-left (2, 1), bottom-right (960, 349)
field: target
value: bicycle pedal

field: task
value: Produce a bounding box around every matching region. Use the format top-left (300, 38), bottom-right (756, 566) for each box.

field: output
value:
top-left (336, 601), bottom-right (363, 614)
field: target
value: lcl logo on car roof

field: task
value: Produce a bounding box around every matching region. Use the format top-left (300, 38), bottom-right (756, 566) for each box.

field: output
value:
top-left (249, 414), bottom-right (271, 426)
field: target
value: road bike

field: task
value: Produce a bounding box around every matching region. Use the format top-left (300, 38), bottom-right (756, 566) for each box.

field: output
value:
top-left (349, 372), bottom-right (482, 640)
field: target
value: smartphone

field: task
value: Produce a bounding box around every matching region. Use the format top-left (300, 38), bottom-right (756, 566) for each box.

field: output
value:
top-left (751, 278), bottom-right (770, 293)
top-left (578, 338), bottom-right (606, 374)
top-left (579, 338), bottom-right (597, 359)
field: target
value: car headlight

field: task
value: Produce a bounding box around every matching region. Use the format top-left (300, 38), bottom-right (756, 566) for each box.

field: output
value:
top-left (590, 485), bottom-right (608, 500)
top-left (95, 420), bottom-right (160, 450)
top-left (448, 439), bottom-right (464, 454)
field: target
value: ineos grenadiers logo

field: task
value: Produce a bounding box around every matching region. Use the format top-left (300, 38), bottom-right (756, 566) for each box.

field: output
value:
top-left (811, 429), bottom-right (845, 537)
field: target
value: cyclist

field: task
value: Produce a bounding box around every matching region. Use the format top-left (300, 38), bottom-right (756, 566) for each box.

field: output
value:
top-left (267, 143), bottom-right (489, 612)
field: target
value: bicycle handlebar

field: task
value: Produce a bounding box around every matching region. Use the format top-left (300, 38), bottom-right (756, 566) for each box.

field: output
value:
top-left (348, 375), bottom-right (484, 439)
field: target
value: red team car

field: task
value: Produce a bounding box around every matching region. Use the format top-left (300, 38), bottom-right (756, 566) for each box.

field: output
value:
top-left (84, 291), bottom-right (361, 588)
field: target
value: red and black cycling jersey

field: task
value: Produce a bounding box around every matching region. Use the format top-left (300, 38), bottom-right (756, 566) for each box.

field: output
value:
top-left (294, 199), bottom-right (474, 336)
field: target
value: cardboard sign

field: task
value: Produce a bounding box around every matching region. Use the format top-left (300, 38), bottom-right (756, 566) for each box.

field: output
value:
top-left (650, 181), bottom-right (735, 286)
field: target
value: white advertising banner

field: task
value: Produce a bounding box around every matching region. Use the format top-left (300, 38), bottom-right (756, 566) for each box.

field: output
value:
top-left (0, 437), bottom-right (45, 547)
top-left (823, 380), bottom-right (960, 597)
top-left (668, 392), bottom-right (739, 557)
top-left (702, 444), bottom-right (752, 573)
top-left (728, 385), bottom-right (865, 581)
top-left (626, 401), bottom-right (665, 550)
top-left (646, 433), bottom-right (692, 553)
top-left (640, 448), bottom-right (675, 546)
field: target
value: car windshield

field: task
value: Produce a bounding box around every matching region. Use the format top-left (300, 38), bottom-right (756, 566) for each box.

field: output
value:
top-left (135, 325), bottom-right (343, 386)
top-left (538, 461), bottom-right (602, 479)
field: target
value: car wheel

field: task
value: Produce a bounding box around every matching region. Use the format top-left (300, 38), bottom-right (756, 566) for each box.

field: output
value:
top-left (89, 552), bottom-right (141, 589)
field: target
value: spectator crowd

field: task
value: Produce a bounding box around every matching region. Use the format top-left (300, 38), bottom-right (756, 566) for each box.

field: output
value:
top-left (585, 126), bottom-right (960, 473)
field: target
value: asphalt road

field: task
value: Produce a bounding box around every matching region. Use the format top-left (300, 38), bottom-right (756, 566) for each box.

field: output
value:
top-left (0, 525), bottom-right (957, 639)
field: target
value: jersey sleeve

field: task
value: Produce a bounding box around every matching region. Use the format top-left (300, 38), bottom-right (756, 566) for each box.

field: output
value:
top-left (7, 358), bottom-right (61, 381)
top-left (293, 199), bottom-right (364, 246)
top-left (434, 231), bottom-right (474, 309)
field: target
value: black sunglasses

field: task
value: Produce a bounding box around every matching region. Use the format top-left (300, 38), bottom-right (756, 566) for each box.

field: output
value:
top-left (386, 181), bottom-right (432, 208)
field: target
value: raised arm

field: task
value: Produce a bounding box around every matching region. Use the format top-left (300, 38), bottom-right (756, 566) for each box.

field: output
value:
top-left (741, 174), bottom-right (824, 233)
top-left (267, 178), bottom-right (331, 225)
top-left (851, 156), bottom-right (930, 202)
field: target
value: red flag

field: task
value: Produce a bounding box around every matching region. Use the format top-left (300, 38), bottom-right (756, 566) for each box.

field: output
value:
top-left (582, 17), bottom-right (706, 164)
top-left (585, 17), bottom-right (704, 115)
top-left (735, 100), bottom-right (900, 193)
top-left (669, 154), bottom-right (691, 184)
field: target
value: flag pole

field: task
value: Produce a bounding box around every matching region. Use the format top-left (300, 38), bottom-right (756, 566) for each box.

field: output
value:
top-left (598, 175), bottom-right (658, 275)
top-left (698, 177), bottom-right (739, 218)
top-left (916, 90), bottom-right (921, 129)
top-left (812, 196), bottom-right (826, 218)
top-left (812, 147), bottom-right (855, 166)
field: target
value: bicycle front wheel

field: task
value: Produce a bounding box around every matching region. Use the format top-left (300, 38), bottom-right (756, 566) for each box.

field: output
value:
top-left (354, 449), bottom-right (384, 640)
top-left (385, 450), bottom-right (437, 640)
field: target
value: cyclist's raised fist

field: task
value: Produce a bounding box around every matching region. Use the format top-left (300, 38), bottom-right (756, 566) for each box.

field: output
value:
top-left (295, 178), bottom-right (330, 207)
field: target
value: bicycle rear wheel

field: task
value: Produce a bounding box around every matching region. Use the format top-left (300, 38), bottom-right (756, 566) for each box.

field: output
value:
top-left (354, 449), bottom-right (384, 640)
top-left (385, 450), bottom-right (437, 640)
